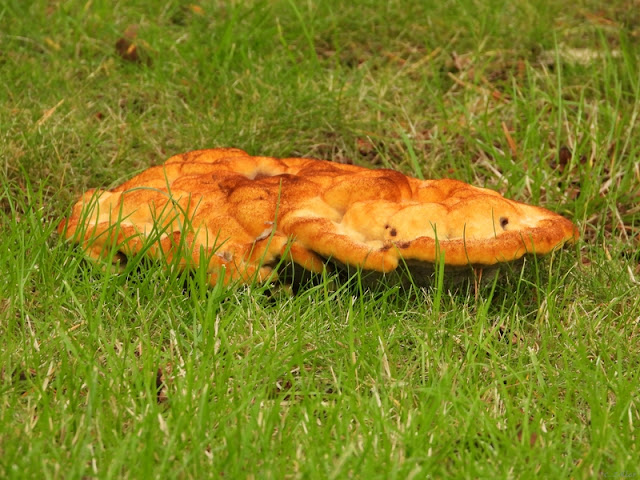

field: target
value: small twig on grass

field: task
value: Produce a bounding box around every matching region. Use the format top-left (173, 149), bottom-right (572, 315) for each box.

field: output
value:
top-left (501, 121), bottom-right (518, 159)
top-left (34, 99), bottom-right (64, 129)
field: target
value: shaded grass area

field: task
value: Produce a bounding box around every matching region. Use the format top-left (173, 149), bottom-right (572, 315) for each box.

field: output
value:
top-left (1, 0), bottom-right (639, 478)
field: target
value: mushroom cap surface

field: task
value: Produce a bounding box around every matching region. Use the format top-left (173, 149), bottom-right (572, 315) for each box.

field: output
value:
top-left (59, 148), bottom-right (579, 285)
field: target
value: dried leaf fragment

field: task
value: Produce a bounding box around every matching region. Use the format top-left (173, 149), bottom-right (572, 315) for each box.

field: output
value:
top-left (115, 24), bottom-right (151, 65)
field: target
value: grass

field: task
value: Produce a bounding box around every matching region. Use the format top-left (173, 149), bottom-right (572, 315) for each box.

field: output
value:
top-left (1, 0), bottom-right (639, 478)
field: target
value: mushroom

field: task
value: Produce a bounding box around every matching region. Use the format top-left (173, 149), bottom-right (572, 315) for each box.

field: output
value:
top-left (58, 148), bottom-right (579, 286)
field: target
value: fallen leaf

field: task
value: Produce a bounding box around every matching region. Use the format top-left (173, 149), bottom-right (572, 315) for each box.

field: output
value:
top-left (115, 24), bottom-right (152, 65)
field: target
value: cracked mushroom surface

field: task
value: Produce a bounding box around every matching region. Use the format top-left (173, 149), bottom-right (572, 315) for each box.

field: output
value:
top-left (58, 148), bottom-right (579, 285)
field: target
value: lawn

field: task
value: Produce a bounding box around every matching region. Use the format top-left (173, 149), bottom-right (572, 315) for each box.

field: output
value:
top-left (1, 0), bottom-right (639, 478)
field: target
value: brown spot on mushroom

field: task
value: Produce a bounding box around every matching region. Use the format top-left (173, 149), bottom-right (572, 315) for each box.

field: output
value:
top-left (500, 217), bottom-right (509, 230)
top-left (390, 228), bottom-right (397, 237)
